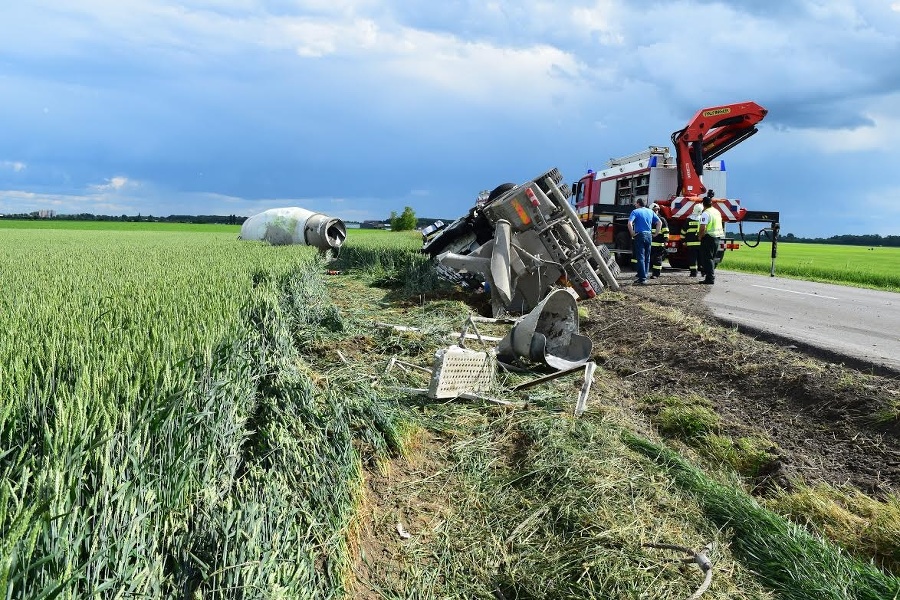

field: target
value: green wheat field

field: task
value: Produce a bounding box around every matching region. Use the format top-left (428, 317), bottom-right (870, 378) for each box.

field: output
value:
top-left (721, 241), bottom-right (900, 291)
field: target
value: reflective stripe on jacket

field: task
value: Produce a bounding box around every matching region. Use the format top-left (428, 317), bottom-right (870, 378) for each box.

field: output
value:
top-left (684, 218), bottom-right (700, 246)
top-left (652, 218), bottom-right (669, 247)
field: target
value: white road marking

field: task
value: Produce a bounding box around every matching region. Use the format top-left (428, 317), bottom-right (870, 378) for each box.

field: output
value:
top-left (751, 284), bottom-right (839, 300)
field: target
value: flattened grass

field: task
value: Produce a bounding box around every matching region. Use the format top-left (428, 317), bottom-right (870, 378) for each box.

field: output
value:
top-left (624, 433), bottom-right (900, 600)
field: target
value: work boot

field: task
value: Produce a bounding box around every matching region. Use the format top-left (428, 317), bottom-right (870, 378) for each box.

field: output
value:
top-left (689, 269), bottom-right (697, 277)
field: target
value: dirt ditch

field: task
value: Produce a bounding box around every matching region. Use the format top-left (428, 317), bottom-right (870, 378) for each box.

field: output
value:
top-left (593, 273), bottom-right (900, 496)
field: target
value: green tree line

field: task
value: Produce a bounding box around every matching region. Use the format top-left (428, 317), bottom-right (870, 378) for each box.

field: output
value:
top-left (0, 212), bottom-right (245, 224)
top-left (782, 233), bottom-right (900, 247)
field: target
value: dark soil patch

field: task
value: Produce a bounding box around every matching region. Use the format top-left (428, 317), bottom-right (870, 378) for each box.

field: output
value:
top-left (591, 271), bottom-right (900, 496)
top-left (351, 431), bottom-right (451, 598)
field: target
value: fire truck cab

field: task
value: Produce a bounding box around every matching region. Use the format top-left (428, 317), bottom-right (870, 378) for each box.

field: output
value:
top-left (572, 146), bottom-right (729, 268)
top-left (571, 101), bottom-right (780, 270)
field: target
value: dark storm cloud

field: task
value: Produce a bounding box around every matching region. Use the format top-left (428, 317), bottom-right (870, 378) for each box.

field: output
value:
top-left (1, 1), bottom-right (899, 236)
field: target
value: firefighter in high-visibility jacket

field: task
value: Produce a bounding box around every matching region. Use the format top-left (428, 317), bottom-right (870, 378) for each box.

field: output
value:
top-left (683, 203), bottom-right (703, 277)
top-left (649, 203), bottom-right (669, 279)
top-left (698, 194), bottom-right (725, 284)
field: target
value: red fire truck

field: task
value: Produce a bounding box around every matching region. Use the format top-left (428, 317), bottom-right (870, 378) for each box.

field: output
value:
top-left (571, 101), bottom-right (780, 271)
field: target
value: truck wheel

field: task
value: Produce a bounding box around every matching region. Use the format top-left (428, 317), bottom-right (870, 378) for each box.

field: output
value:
top-left (595, 243), bottom-right (621, 277)
top-left (422, 217), bottom-right (478, 258)
top-left (667, 257), bottom-right (689, 269)
top-left (615, 231), bottom-right (632, 268)
top-left (597, 244), bottom-right (613, 262)
top-left (533, 168), bottom-right (565, 197)
top-left (487, 183), bottom-right (516, 203)
top-left (535, 168), bottom-right (563, 185)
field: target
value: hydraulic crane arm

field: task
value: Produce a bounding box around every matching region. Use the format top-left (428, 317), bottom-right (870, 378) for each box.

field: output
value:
top-left (671, 101), bottom-right (768, 196)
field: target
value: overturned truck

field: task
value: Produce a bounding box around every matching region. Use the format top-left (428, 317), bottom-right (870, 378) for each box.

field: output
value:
top-left (423, 168), bottom-right (621, 317)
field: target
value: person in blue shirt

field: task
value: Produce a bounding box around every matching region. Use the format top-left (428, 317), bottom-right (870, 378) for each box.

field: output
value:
top-left (627, 198), bottom-right (662, 285)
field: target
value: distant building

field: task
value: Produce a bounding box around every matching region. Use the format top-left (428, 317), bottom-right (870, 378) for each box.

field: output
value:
top-left (361, 220), bottom-right (388, 229)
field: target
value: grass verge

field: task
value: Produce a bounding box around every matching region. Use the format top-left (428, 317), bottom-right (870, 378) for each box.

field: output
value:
top-left (623, 432), bottom-right (900, 600)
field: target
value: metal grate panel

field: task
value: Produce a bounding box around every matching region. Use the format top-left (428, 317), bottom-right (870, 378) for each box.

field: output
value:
top-left (428, 346), bottom-right (495, 399)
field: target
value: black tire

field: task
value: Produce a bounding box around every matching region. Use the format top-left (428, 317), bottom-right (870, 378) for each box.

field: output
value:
top-left (615, 231), bottom-right (632, 269)
top-left (596, 243), bottom-right (621, 278)
top-left (667, 257), bottom-right (689, 269)
top-left (487, 183), bottom-right (516, 203)
top-left (422, 217), bottom-right (477, 258)
top-left (535, 168), bottom-right (563, 185)
top-left (533, 168), bottom-right (564, 198)
top-left (597, 244), bottom-right (613, 262)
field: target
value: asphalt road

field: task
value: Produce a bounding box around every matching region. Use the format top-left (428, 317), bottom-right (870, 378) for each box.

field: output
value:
top-left (703, 271), bottom-right (900, 375)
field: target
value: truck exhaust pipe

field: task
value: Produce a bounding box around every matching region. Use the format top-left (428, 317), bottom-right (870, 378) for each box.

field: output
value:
top-left (239, 207), bottom-right (347, 251)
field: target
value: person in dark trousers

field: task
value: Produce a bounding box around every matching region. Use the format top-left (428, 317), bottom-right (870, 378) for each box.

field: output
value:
top-left (649, 203), bottom-right (669, 279)
top-left (627, 198), bottom-right (661, 285)
top-left (697, 195), bottom-right (724, 284)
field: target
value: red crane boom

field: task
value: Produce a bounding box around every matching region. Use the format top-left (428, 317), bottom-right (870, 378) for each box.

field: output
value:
top-left (671, 101), bottom-right (768, 197)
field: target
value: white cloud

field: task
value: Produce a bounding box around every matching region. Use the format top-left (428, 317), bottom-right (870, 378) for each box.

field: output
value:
top-left (791, 101), bottom-right (900, 153)
top-left (260, 13), bottom-right (587, 111)
top-left (1, 161), bottom-right (26, 172)
top-left (571, 1), bottom-right (624, 45)
top-left (0, 189), bottom-right (126, 214)
top-left (90, 176), bottom-right (133, 192)
top-left (797, 124), bottom-right (887, 153)
top-left (0, 183), bottom-right (387, 223)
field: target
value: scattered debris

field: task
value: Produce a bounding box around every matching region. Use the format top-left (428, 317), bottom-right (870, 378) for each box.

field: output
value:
top-left (428, 345), bottom-right (496, 400)
top-left (643, 541), bottom-right (714, 599)
top-left (376, 306), bottom-right (595, 415)
top-left (396, 522), bottom-right (411, 540)
top-left (512, 360), bottom-right (597, 417)
top-left (374, 322), bottom-right (503, 343)
top-left (497, 289), bottom-right (592, 370)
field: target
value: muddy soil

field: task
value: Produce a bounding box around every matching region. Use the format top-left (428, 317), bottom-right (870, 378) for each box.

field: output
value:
top-left (591, 271), bottom-right (900, 496)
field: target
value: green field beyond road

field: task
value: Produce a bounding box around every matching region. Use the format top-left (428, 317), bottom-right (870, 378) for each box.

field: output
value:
top-left (4, 220), bottom-right (896, 291)
top-left (718, 242), bottom-right (899, 292)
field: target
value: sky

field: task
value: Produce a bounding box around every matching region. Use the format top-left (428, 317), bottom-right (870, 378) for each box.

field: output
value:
top-left (1, 1), bottom-right (899, 238)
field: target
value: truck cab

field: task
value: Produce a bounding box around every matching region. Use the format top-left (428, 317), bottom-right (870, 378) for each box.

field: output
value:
top-left (572, 146), bottom-right (729, 268)
top-left (572, 101), bottom-right (779, 271)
